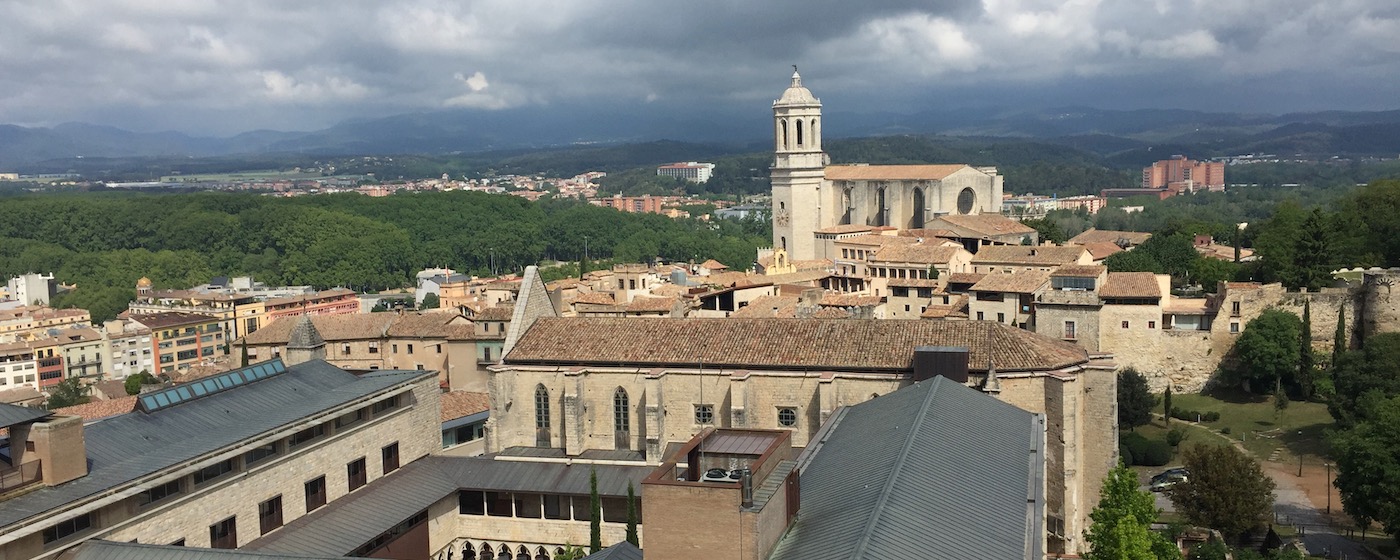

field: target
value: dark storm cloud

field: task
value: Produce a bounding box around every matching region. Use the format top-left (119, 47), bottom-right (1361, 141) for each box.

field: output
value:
top-left (0, 0), bottom-right (1397, 134)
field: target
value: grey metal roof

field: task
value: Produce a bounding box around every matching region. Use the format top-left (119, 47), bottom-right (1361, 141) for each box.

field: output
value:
top-left (767, 376), bottom-right (1045, 560)
top-left (0, 360), bottom-right (432, 530)
top-left (0, 401), bottom-right (51, 428)
top-left (582, 541), bottom-right (643, 560)
top-left (65, 539), bottom-right (347, 560)
top-left (247, 455), bottom-right (652, 557)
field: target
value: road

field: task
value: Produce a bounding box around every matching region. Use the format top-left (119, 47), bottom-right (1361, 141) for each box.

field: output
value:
top-left (1265, 465), bottom-right (1379, 559)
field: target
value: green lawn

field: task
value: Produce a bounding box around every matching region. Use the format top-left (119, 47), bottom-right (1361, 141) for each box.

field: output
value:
top-left (1170, 389), bottom-right (1335, 460)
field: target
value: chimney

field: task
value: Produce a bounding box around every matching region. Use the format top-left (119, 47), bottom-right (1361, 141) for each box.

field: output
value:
top-left (740, 468), bottom-right (754, 509)
top-left (29, 415), bottom-right (88, 486)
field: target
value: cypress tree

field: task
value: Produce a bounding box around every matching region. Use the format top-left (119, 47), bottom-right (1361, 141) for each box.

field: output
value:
top-left (625, 480), bottom-right (639, 546)
top-left (589, 467), bottom-right (602, 553)
top-left (240, 338), bottom-right (250, 368)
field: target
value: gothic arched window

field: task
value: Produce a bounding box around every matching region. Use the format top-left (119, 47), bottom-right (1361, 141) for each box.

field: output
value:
top-left (911, 188), bottom-right (926, 229)
top-left (796, 119), bottom-right (804, 147)
top-left (614, 388), bottom-right (631, 450)
top-left (534, 385), bottom-right (550, 447)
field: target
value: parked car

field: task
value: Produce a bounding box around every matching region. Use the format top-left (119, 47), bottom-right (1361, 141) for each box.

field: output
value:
top-left (1150, 468), bottom-right (1189, 492)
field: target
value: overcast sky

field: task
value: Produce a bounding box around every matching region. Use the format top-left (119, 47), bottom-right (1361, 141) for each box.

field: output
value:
top-left (2, 0), bottom-right (1398, 135)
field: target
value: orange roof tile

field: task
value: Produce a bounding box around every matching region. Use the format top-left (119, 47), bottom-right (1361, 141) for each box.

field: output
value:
top-left (1068, 228), bottom-right (1152, 246)
top-left (970, 271), bottom-right (1052, 294)
top-left (56, 395), bottom-right (138, 422)
top-left (1100, 272), bottom-right (1163, 298)
top-left (440, 391), bottom-right (490, 422)
top-left (505, 317), bottom-right (1089, 373)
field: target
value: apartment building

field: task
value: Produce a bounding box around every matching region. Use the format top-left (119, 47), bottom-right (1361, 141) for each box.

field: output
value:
top-left (128, 312), bottom-right (228, 375)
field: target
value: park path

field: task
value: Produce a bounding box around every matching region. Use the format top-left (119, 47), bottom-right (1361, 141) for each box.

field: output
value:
top-left (1153, 414), bottom-right (1385, 558)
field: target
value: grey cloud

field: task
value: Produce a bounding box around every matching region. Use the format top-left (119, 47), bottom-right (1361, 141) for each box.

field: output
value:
top-left (0, 0), bottom-right (1396, 135)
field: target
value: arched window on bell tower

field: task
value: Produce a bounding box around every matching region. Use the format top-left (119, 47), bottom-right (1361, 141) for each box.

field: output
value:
top-left (779, 119), bottom-right (788, 150)
top-left (796, 119), bottom-right (804, 147)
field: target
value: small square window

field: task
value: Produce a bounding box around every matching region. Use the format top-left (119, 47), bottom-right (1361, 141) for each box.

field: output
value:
top-left (1148, 321), bottom-right (1156, 329)
top-left (694, 404), bottom-right (714, 424)
top-left (1230, 322), bottom-right (1240, 333)
top-left (1121, 321), bottom-right (1130, 329)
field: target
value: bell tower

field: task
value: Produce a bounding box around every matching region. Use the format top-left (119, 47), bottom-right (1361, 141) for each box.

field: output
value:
top-left (770, 66), bottom-right (828, 261)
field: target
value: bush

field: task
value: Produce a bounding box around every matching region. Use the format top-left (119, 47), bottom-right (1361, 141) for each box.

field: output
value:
top-left (1137, 440), bottom-right (1174, 466)
top-left (1204, 411), bottom-right (1221, 422)
top-left (1171, 408), bottom-right (1205, 422)
top-left (1119, 444), bottom-right (1134, 467)
top-left (1167, 427), bottom-right (1189, 447)
top-left (1122, 432), bottom-right (1150, 462)
top-left (1220, 426), bottom-right (1232, 435)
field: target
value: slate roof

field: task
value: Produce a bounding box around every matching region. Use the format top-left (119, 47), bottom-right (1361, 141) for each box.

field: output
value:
top-left (582, 542), bottom-right (644, 560)
top-left (0, 401), bottom-right (51, 428)
top-left (0, 361), bottom-right (432, 531)
top-left (970, 271), bottom-right (1052, 294)
top-left (246, 456), bottom-right (651, 557)
top-left (970, 246), bottom-right (1088, 266)
top-left (1069, 228), bottom-right (1152, 246)
top-left (504, 318), bottom-right (1088, 373)
top-left (1100, 272), bottom-right (1163, 299)
top-left (767, 377), bottom-right (1043, 560)
top-left (826, 164), bottom-right (969, 181)
top-left (63, 540), bottom-right (347, 560)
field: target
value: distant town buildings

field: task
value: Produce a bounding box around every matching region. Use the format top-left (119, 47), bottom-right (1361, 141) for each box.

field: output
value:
top-left (4, 273), bottom-right (57, 307)
top-left (655, 161), bottom-right (715, 183)
top-left (1102, 155), bottom-right (1225, 200)
top-left (1002, 193), bottom-right (1107, 218)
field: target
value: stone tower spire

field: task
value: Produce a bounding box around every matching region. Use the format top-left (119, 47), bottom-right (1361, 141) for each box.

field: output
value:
top-left (771, 66), bottom-right (828, 261)
top-left (284, 315), bottom-right (326, 366)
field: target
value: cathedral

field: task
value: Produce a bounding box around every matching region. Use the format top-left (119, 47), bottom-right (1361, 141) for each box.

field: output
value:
top-left (771, 69), bottom-right (1004, 261)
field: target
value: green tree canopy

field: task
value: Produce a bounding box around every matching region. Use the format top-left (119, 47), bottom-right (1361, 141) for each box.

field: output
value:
top-left (46, 378), bottom-right (90, 409)
top-left (1331, 394), bottom-right (1400, 544)
top-left (1117, 368), bottom-right (1155, 431)
top-left (1167, 444), bottom-right (1276, 540)
top-left (1225, 308), bottom-right (1302, 393)
top-left (1330, 332), bottom-right (1400, 427)
top-left (1084, 462), bottom-right (1181, 560)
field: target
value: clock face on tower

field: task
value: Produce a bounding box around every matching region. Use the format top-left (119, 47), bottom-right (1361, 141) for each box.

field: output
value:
top-left (775, 209), bottom-right (791, 227)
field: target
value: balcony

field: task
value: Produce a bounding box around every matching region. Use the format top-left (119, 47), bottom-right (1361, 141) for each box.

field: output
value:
top-left (0, 460), bottom-right (41, 493)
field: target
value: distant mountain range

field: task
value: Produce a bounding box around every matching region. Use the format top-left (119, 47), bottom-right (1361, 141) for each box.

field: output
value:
top-left (4, 104), bottom-right (1400, 171)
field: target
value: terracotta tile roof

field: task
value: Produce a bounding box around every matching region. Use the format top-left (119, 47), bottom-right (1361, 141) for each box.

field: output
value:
top-left (897, 228), bottom-right (961, 239)
top-left (649, 284), bottom-right (692, 297)
top-left (387, 313), bottom-right (476, 340)
top-left (813, 224), bottom-right (877, 235)
top-left (730, 296), bottom-right (800, 319)
top-left (1224, 282), bottom-right (1263, 289)
top-left (0, 387), bottom-right (42, 404)
top-left (871, 243), bottom-right (962, 265)
top-left (90, 379), bottom-right (128, 399)
top-left (700, 259), bottom-right (729, 270)
top-left (921, 295), bottom-right (970, 319)
top-left (1068, 228), bottom-right (1152, 246)
top-left (573, 292), bottom-right (616, 305)
top-left (837, 235), bottom-right (917, 248)
top-left (946, 272), bottom-right (987, 286)
top-left (819, 294), bottom-right (883, 307)
top-left (261, 287), bottom-right (356, 308)
top-left (56, 395), bottom-right (138, 422)
top-left (809, 307), bottom-right (853, 319)
top-left (825, 164), bottom-right (969, 181)
top-left (887, 278), bottom-right (944, 288)
top-left (701, 271), bottom-right (752, 287)
top-left (970, 271), bottom-right (1051, 294)
top-left (1080, 242), bottom-right (1124, 260)
top-left (546, 277), bottom-right (584, 291)
top-left (171, 360), bottom-right (236, 384)
top-left (505, 317), bottom-right (1089, 373)
top-left (130, 312), bottom-right (219, 330)
top-left (626, 296), bottom-right (676, 313)
top-left (474, 306), bottom-right (514, 321)
top-left (934, 214), bottom-right (1036, 237)
top-left (440, 391), bottom-right (490, 422)
top-left (1100, 272), bottom-right (1163, 298)
top-left (1050, 265), bottom-right (1107, 278)
top-left (239, 313), bottom-right (394, 345)
top-left (970, 246), bottom-right (1088, 266)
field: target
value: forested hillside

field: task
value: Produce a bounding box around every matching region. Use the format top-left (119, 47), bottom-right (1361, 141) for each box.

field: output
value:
top-left (0, 191), bottom-right (770, 321)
